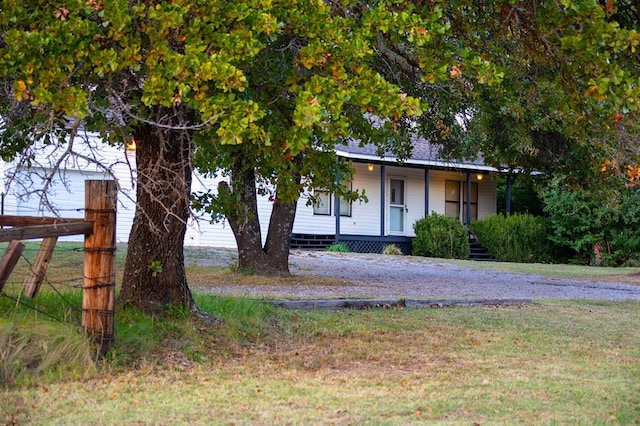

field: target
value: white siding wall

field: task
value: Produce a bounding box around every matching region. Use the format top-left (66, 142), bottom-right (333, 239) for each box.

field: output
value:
top-left (2, 138), bottom-right (137, 243)
top-left (293, 162), bottom-right (385, 236)
top-left (185, 174), bottom-right (238, 248)
top-left (14, 168), bottom-right (132, 242)
top-left (478, 176), bottom-right (497, 218)
top-left (187, 173), bottom-right (274, 248)
top-left (185, 175), bottom-right (272, 247)
top-left (428, 170), bottom-right (459, 217)
top-left (292, 190), bottom-right (337, 236)
top-left (338, 162), bottom-right (382, 236)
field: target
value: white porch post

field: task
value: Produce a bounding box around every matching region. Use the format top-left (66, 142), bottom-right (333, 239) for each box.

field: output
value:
top-left (380, 165), bottom-right (386, 236)
top-left (465, 171), bottom-right (472, 225)
top-left (334, 192), bottom-right (341, 241)
top-left (424, 168), bottom-right (430, 217)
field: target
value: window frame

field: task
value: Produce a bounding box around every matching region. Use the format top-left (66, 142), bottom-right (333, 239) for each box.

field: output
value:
top-left (312, 189), bottom-right (332, 216)
top-left (445, 180), bottom-right (461, 219)
top-left (339, 181), bottom-right (353, 217)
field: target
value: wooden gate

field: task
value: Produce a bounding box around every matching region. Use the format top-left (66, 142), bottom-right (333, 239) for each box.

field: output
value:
top-left (0, 180), bottom-right (117, 352)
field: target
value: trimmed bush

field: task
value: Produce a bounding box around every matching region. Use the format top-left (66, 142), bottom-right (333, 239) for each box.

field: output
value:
top-left (470, 214), bottom-right (554, 263)
top-left (413, 213), bottom-right (469, 259)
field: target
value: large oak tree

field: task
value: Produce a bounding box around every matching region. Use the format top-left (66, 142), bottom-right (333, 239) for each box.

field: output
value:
top-left (0, 0), bottom-right (279, 313)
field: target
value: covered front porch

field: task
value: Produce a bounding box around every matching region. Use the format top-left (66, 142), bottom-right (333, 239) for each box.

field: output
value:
top-left (291, 164), bottom-right (507, 254)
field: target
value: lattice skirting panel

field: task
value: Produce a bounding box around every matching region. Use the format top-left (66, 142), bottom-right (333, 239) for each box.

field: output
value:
top-left (291, 233), bottom-right (413, 255)
top-left (338, 238), bottom-right (412, 255)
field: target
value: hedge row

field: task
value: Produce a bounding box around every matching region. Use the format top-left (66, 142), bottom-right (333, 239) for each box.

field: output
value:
top-left (470, 214), bottom-right (554, 263)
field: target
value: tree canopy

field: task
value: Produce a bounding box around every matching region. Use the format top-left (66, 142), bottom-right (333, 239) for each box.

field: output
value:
top-left (1, 0), bottom-right (287, 312)
top-left (460, 1), bottom-right (640, 177)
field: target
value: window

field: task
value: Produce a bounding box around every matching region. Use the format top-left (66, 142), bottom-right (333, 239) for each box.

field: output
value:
top-left (312, 185), bottom-right (352, 217)
top-left (312, 190), bottom-right (331, 215)
top-left (339, 180), bottom-right (353, 217)
top-left (339, 197), bottom-right (352, 216)
top-left (445, 180), bottom-right (460, 218)
top-left (445, 180), bottom-right (479, 223)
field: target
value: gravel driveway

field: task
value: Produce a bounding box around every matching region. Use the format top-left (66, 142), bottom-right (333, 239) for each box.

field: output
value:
top-left (188, 248), bottom-right (640, 301)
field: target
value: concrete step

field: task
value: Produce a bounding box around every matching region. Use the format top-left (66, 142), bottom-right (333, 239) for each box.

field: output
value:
top-left (468, 241), bottom-right (496, 261)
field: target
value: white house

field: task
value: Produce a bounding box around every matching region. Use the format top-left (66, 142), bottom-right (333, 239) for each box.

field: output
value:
top-left (1, 133), bottom-right (501, 252)
top-left (289, 139), bottom-right (499, 254)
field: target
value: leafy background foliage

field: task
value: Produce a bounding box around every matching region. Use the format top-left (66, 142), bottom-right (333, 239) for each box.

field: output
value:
top-left (541, 177), bottom-right (640, 266)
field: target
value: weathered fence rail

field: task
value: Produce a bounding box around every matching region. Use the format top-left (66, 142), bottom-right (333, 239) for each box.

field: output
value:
top-left (0, 180), bottom-right (117, 352)
top-left (0, 220), bottom-right (93, 241)
top-left (268, 298), bottom-right (533, 310)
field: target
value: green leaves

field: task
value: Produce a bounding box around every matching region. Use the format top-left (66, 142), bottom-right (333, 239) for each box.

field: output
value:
top-left (1, 0), bottom-right (638, 222)
top-left (0, 0), bottom-right (285, 132)
top-left (413, 213), bottom-right (469, 259)
top-left (292, 93), bottom-right (323, 129)
top-left (540, 177), bottom-right (640, 265)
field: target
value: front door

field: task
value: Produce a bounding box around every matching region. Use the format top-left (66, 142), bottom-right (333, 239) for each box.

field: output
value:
top-left (389, 178), bottom-right (405, 234)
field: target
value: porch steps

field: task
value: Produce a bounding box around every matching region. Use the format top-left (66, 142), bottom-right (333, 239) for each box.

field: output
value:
top-left (468, 235), bottom-right (496, 262)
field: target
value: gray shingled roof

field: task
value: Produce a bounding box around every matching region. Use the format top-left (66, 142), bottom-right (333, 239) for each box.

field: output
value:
top-left (335, 138), bottom-right (497, 172)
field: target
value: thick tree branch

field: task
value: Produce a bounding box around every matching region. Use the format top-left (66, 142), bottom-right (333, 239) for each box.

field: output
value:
top-left (374, 33), bottom-right (421, 81)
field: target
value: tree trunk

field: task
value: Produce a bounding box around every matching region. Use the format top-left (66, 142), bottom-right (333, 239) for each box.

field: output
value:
top-left (263, 193), bottom-right (299, 275)
top-left (118, 113), bottom-right (195, 314)
top-left (224, 153), bottom-right (301, 276)
top-left (224, 160), bottom-right (269, 274)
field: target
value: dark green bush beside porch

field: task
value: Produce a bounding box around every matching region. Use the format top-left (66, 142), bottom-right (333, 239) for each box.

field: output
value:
top-left (470, 214), bottom-right (554, 263)
top-left (413, 213), bottom-right (469, 259)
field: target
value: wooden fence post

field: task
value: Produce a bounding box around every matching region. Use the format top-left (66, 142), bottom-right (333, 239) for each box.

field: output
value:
top-left (0, 240), bottom-right (25, 292)
top-left (24, 236), bottom-right (58, 298)
top-left (82, 180), bottom-right (117, 353)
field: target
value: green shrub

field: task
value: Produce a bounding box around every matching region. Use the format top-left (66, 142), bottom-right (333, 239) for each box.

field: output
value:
top-left (470, 214), bottom-right (554, 263)
top-left (607, 195), bottom-right (640, 265)
top-left (327, 243), bottom-right (349, 253)
top-left (540, 179), bottom-right (640, 265)
top-left (326, 243), bottom-right (349, 253)
top-left (382, 244), bottom-right (403, 255)
top-left (412, 213), bottom-right (469, 259)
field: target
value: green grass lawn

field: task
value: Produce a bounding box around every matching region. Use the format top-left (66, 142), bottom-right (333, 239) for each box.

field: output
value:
top-left (1, 244), bottom-right (639, 424)
top-left (1, 299), bottom-right (639, 424)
